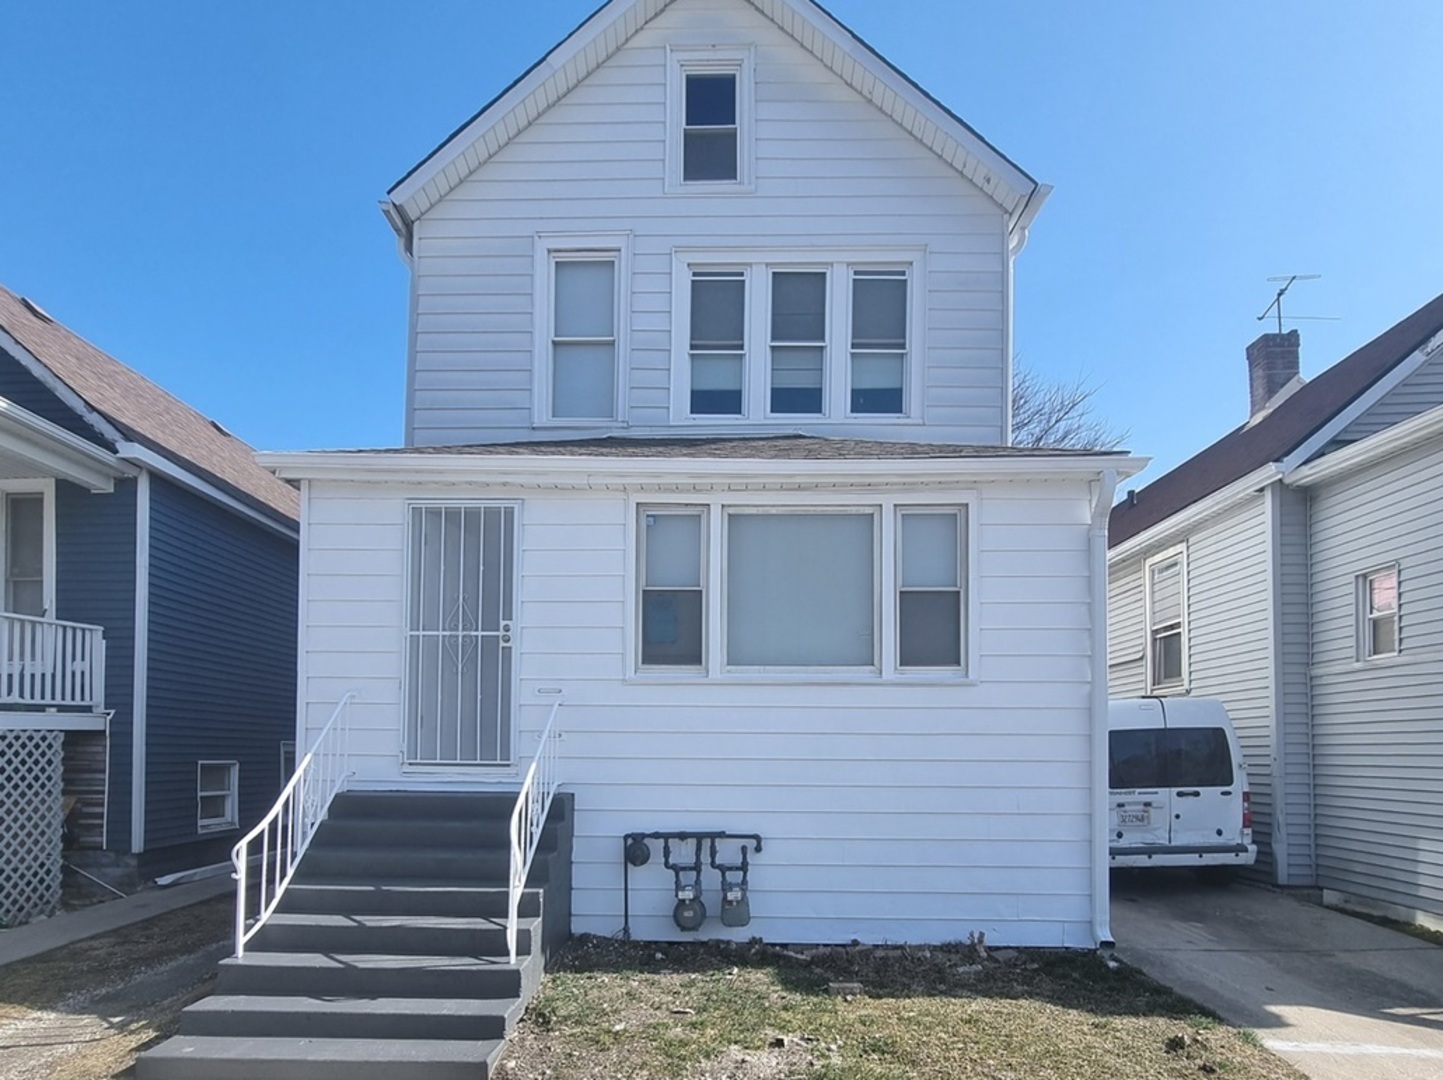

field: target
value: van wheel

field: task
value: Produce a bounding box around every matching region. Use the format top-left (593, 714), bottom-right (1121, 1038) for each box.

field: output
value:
top-left (1195, 867), bottom-right (1236, 887)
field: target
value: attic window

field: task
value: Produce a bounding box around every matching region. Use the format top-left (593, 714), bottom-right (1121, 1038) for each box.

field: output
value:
top-left (667, 48), bottom-right (753, 192)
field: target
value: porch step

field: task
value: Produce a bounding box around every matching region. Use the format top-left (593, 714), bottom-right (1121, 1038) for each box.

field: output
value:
top-left (278, 882), bottom-right (541, 919)
top-left (251, 912), bottom-right (538, 957)
top-left (217, 950), bottom-right (530, 1000)
top-left (315, 816), bottom-right (561, 850)
top-left (327, 791), bottom-right (566, 823)
top-left (294, 846), bottom-right (550, 885)
top-left (138, 1035), bottom-right (506, 1080)
top-left (180, 994), bottom-right (522, 1041)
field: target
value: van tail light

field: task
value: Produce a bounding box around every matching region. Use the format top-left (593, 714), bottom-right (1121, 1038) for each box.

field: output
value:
top-left (1242, 790), bottom-right (1253, 832)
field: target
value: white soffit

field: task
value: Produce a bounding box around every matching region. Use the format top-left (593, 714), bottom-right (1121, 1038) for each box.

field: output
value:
top-left (385, 0), bottom-right (1040, 229)
top-left (0, 399), bottom-right (130, 492)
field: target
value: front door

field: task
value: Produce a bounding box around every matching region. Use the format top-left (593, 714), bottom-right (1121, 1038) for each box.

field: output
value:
top-left (404, 504), bottom-right (516, 766)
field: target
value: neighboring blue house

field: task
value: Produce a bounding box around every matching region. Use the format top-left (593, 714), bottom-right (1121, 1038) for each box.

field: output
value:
top-left (0, 284), bottom-right (298, 925)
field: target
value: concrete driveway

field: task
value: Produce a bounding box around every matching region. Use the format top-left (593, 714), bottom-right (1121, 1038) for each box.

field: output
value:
top-left (1111, 871), bottom-right (1443, 1080)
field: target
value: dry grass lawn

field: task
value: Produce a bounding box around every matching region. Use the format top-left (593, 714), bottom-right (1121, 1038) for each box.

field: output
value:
top-left (502, 935), bottom-right (1307, 1080)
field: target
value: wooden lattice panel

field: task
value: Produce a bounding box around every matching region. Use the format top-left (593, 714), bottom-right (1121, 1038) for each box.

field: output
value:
top-left (0, 730), bottom-right (64, 926)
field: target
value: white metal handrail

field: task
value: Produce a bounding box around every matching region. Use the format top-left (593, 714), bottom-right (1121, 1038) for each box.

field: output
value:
top-left (233, 692), bottom-right (357, 958)
top-left (507, 699), bottom-right (563, 964)
top-left (0, 612), bottom-right (105, 709)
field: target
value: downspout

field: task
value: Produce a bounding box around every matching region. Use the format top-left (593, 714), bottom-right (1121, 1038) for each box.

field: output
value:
top-left (1089, 468), bottom-right (1119, 948)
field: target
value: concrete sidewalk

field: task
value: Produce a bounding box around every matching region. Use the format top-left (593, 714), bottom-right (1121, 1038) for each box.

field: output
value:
top-left (0, 874), bottom-right (233, 967)
top-left (1112, 873), bottom-right (1443, 1080)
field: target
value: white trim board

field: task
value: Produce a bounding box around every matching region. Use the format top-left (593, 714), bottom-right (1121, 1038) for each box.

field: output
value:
top-left (0, 399), bottom-right (132, 492)
top-left (116, 443), bottom-right (298, 540)
top-left (130, 469), bottom-right (151, 855)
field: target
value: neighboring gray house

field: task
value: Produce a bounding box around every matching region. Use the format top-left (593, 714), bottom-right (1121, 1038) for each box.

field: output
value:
top-left (1108, 291), bottom-right (1443, 930)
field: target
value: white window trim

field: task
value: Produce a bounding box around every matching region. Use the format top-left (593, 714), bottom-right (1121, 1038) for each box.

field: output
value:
top-left (626, 490), bottom-right (977, 682)
top-left (895, 507), bottom-right (967, 672)
top-left (1357, 564), bottom-right (1400, 661)
top-left (670, 247), bottom-right (926, 424)
top-left (1144, 544), bottom-right (1188, 694)
top-left (666, 46), bottom-right (755, 194)
top-left (0, 479), bottom-right (56, 618)
top-left (197, 760), bottom-right (239, 833)
top-left (636, 505), bottom-right (709, 673)
top-left (532, 233), bottom-right (632, 427)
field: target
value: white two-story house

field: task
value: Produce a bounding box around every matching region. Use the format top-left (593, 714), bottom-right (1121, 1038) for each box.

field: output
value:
top-left (264, 0), bottom-right (1142, 949)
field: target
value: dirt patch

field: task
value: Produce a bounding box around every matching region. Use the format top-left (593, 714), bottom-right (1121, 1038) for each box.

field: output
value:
top-left (502, 935), bottom-right (1308, 1080)
top-left (0, 895), bottom-right (231, 1080)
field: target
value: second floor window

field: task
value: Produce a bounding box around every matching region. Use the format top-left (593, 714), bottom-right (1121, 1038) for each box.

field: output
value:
top-left (1146, 549), bottom-right (1186, 692)
top-left (677, 255), bottom-right (917, 423)
top-left (550, 257), bottom-right (617, 421)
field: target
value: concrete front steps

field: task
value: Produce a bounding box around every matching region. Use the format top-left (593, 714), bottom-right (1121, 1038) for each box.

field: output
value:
top-left (139, 791), bottom-right (573, 1080)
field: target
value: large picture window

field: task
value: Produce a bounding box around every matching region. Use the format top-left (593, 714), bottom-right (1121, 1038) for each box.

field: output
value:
top-left (727, 512), bottom-right (875, 668)
top-left (637, 500), bottom-right (969, 677)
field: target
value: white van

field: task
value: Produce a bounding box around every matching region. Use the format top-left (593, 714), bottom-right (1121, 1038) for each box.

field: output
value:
top-left (1108, 697), bottom-right (1257, 869)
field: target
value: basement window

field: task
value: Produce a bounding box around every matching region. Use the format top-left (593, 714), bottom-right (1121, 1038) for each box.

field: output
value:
top-left (198, 761), bottom-right (239, 833)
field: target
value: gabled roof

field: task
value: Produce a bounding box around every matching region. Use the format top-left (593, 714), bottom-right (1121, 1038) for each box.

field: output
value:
top-left (0, 285), bottom-right (300, 525)
top-left (384, 0), bottom-right (1043, 236)
top-left (1110, 291), bottom-right (1443, 548)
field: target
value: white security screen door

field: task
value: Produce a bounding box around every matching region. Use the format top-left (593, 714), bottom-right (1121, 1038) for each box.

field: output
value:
top-left (405, 504), bottom-right (515, 766)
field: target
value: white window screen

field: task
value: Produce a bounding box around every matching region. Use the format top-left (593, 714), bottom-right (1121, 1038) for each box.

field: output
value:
top-left (770, 271), bottom-right (826, 415)
top-left (552, 259), bottom-right (616, 419)
top-left (898, 511), bottom-right (963, 668)
top-left (5, 495), bottom-right (44, 616)
top-left (726, 513), bottom-right (874, 667)
top-left (851, 271), bottom-right (908, 415)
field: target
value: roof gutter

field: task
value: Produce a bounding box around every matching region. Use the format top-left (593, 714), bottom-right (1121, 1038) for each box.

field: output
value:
top-left (116, 442), bottom-right (298, 540)
top-left (1286, 401), bottom-right (1443, 488)
top-left (1108, 463), bottom-right (1283, 564)
top-left (259, 448), bottom-right (1148, 488)
top-left (1008, 183), bottom-right (1052, 255)
top-left (379, 200), bottom-right (415, 263)
top-left (1090, 468), bottom-right (1119, 949)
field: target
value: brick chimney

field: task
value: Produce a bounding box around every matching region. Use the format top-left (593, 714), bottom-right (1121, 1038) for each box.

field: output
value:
top-left (1247, 330), bottom-right (1300, 417)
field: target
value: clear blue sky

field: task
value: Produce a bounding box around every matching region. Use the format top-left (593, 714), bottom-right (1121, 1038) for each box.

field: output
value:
top-left (5, 1), bottom-right (1441, 486)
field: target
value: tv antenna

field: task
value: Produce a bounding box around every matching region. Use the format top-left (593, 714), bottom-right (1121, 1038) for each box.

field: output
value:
top-left (1258, 274), bottom-right (1333, 333)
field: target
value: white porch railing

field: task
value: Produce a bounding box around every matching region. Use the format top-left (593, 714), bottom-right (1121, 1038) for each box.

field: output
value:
top-left (507, 699), bottom-right (563, 965)
top-left (233, 692), bottom-right (357, 958)
top-left (0, 613), bottom-right (105, 710)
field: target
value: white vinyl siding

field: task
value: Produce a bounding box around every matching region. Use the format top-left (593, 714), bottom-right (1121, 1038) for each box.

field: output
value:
top-left (1272, 481), bottom-right (1315, 885)
top-left (407, 0), bottom-right (1009, 446)
top-left (1106, 556), bottom-right (1146, 698)
top-left (299, 474), bottom-right (1101, 946)
top-left (1308, 437), bottom-right (1443, 919)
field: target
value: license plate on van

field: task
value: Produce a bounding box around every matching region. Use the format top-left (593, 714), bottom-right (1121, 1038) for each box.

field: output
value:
top-left (1118, 809), bottom-right (1151, 827)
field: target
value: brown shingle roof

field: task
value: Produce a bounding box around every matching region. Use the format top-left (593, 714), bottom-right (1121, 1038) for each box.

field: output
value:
top-left (354, 435), bottom-right (1123, 461)
top-left (0, 285), bottom-right (299, 525)
top-left (1109, 291), bottom-right (1443, 548)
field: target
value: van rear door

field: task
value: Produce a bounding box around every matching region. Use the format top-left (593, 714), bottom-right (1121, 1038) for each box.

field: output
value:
top-left (1108, 699), bottom-right (1170, 851)
top-left (1159, 702), bottom-right (1242, 850)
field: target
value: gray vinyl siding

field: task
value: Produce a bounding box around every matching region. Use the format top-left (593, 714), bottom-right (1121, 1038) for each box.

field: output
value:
top-left (54, 478), bottom-right (137, 853)
top-left (0, 348), bottom-right (108, 445)
top-left (1273, 482), bottom-right (1315, 884)
top-left (1334, 349), bottom-right (1443, 444)
top-left (1107, 497), bottom-right (1280, 877)
top-left (1307, 436), bottom-right (1443, 918)
top-left (1106, 556), bottom-right (1146, 698)
top-left (141, 476), bottom-right (297, 869)
top-left (1183, 499), bottom-right (1276, 877)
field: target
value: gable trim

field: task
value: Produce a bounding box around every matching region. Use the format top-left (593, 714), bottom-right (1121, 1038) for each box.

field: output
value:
top-left (1279, 331), bottom-right (1443, 473)
top-left (0, 399), bottom-right (133, 492)
top-left (0, 328), bottom-right (126, 448)
top-left (384, 0), bottom-right (1040, 232)
top-left (118, 442), bottom-right (299, 541)
top-left (1286, 401), bottom-right (1443, 488)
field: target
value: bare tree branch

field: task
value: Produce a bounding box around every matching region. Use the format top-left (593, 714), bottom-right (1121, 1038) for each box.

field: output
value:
top-left (1011, 364), bottom-right (1128, 450)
